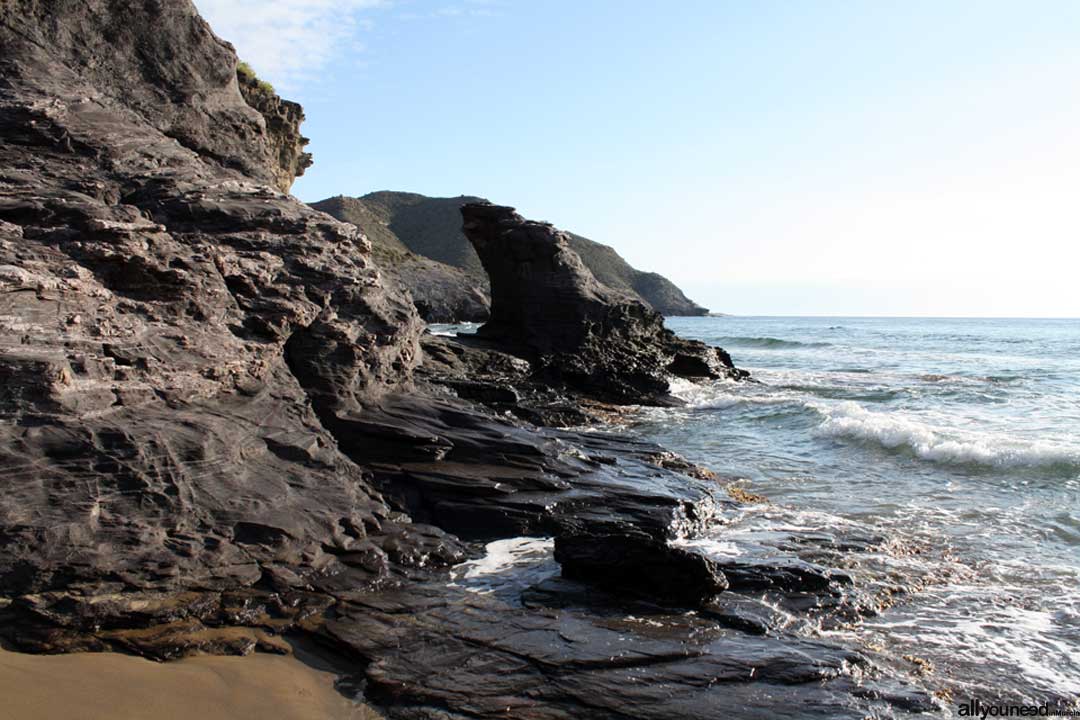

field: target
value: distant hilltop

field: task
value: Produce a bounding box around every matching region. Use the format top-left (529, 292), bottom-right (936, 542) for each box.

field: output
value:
top-left (311, 191), bottom-right (710, 322)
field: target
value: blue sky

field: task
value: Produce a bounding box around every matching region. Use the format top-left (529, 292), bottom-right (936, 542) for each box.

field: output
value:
top-left (196, 0), bottom-right (1080, 317)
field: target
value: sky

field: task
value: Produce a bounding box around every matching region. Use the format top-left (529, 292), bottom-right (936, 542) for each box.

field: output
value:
top-left (195, 0), bottom-right (1080, 317)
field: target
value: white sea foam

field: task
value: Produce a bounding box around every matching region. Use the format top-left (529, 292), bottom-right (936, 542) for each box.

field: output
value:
top-left (666, 376), bottom-right (708, 400)
top-left (449, 537), bottom-right (557, 596)
top-left (426, 322), bottom-right (481, 337)
top-left (862, 585), bottom-right (1080, 696)
top-left (816, 401), bottom-right (1080, 470)
top-left (667, 376), bottom-right (797, 410)
top-left (670, 536), bottom-right (743, 559)
top-left (454, 537), bottom-right (554, 579)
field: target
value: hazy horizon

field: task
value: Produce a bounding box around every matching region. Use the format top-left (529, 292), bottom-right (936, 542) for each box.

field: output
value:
top-left (196, 1), bottom-right (1080, 318)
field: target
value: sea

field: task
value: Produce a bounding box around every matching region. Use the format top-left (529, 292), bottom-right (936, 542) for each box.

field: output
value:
top-left (435, 316), bottom-right (1080, 707)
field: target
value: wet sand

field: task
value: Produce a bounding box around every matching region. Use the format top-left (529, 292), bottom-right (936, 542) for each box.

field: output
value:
top-left (0, 646), bottom-right (382, 720)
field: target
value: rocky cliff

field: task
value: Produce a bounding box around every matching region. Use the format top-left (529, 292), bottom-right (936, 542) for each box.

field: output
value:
top-left (312, 191), bottom-right (710, 320)
top-left (0, 3), bottom-right (936, 717)
top-left (0, 0), bottom-right (449, 620)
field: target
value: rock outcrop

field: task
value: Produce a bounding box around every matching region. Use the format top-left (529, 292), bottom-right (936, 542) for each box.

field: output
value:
top-left (236, 65), bottom-right (313, 193)
top-left (0, 0), bottom-right (744, 645)
top-left (312, 191), bottom-right (710, 321)
top-left (0, 0), bottom-right (310, 194)
top-left (461, 202), bottom-right (747, 403)
top-left (0, 0), bottom-right (445, 622)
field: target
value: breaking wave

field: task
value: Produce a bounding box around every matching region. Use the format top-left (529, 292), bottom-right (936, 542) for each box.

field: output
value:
top-left (668, 380), bottom-right (1080, 473)
top-left (817, 401), bottom-right (1080, 471)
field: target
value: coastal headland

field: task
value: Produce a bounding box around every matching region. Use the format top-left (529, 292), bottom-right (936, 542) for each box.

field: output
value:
top-left (0, 2), bottom-right (941, 716)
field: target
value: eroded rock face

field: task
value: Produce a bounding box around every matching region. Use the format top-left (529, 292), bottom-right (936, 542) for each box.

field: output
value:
top-left (0, 0), bottom-right (735, 657)
top-left (0, 0), bottom-right (434, 610)
top-left (461, 203), bottom-right (746, 403)
top-left (322, 575), bottom-right (935, 720)
top-left (1, 0), bottom-right (309, 193)
top-left (236, 71), bottom-right (313, 193)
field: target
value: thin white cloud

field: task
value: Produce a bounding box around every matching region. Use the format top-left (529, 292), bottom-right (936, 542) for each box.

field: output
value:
top-left (398, 1), bottom-right (502, 21)
top-left (194, 0), bottom-right (388, 91)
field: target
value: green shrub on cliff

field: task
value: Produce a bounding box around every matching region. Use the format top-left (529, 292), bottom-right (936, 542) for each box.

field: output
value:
top-left (237, 60), bottom-right (275, 95)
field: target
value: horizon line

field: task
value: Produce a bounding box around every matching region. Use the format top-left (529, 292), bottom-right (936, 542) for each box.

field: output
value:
top-left (674, 314), bottom-right (1080, 320)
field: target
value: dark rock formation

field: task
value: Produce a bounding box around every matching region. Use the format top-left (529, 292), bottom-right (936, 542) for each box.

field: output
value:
top-left (0, 0), bottom-right (441, 619)
top-left (311, 192), bottom-right (710, 320)
top-left (0, 2), bottom-right (942, 717)
top-left (0, 0), bottom-right (737, 637)
top-left (461, 202), bottom-right (747, 403)
top-left (555, 533), bottom-right (730, 605)
top-left (0, 0), bottom-right (309, 194)
top-left (318, 560), bottom-right (936, 720)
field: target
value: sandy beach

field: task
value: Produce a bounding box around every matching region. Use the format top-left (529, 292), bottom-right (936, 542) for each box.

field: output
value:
top-left (0, 646), bottom-right (381, 720)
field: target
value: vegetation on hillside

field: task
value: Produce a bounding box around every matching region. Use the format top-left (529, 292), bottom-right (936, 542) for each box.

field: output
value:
top-left (236, 60), bottom-right (275, 95)
top-left (311, 192), bottom-right (709, 316)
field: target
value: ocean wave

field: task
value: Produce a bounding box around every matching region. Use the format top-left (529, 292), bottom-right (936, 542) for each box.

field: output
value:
top-left (666, 374), bottom-right (1078, 472)
top-left (714, 336), bottom-right (831, 349)
top-left (669, 374), bottom-right (897, 409)
top-left (775, 383), bottom-right (902, 403)
top-left (817, 402), bottom-right (1080, 471)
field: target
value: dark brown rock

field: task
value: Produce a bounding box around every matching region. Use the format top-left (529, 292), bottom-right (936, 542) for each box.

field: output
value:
top-left (461, 202), bottom-right (747, 403)
top-left (0, 0), bottom-right (438, 610)
top-left (0, 0), bottom-right (309, 193)
top-left (555, 533), bottom-right (730, 605)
